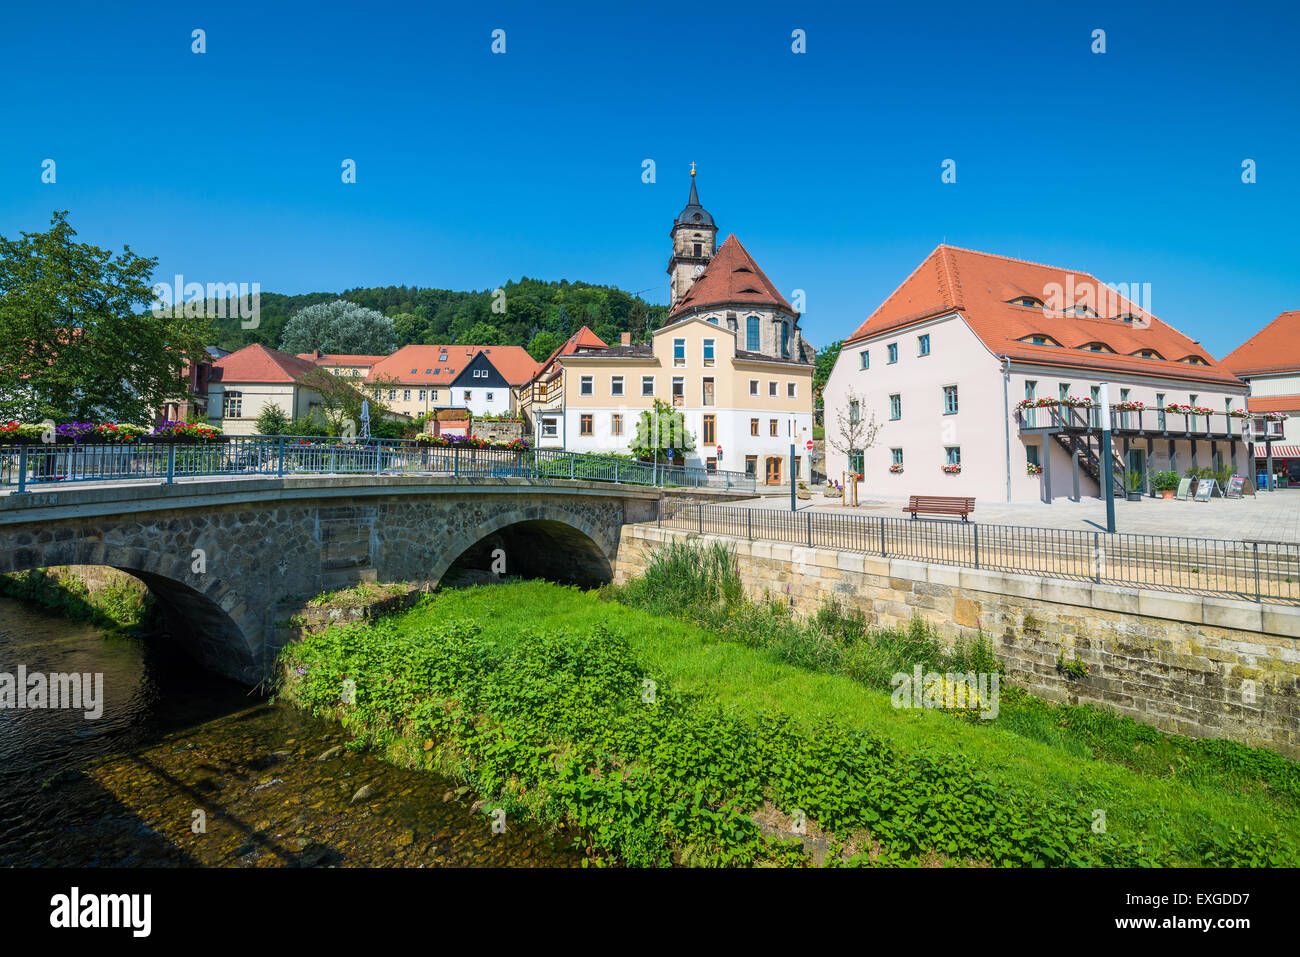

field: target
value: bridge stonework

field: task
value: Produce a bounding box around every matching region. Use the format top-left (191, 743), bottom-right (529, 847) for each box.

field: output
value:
top-left (0, 476), bottom-right (662, 685)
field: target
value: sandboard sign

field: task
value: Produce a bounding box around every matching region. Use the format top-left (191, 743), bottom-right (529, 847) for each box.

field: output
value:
top-left (1176, 477), bottom-right (1194, 500)
top-left (1194, 478), bottom-right (1217, 502)
top-left (1226, 475), bottom-right (1246, 499)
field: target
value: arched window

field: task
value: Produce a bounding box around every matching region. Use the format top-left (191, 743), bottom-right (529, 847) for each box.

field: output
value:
top-left (745, 315), bottom-right (760, 351)
top-left (780, 322), bottom-right (790, 357)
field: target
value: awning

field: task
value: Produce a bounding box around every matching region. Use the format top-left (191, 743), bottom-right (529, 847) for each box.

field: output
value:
top-left (1256, 446), bottom-right (1300, 458)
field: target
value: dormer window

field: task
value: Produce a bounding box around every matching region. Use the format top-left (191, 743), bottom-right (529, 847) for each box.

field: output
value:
top-left (1180, 355), bottom-right (1208, 365)
top-left (1115, 314), bottom-right (1137, 323)
top-left (1011, 297), bottom-right (1043, 308)
top-left (1020, 334), bottom-right (1060, 347)
top-left (1132, 349), bottom-right (1163, 360)
top-left (1066, 305), bottom-right (1099, 318)
top-left (1080, 341), bottom-right (1112, 353)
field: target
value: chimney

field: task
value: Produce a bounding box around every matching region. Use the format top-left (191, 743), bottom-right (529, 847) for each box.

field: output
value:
top-left (621, 332), bottom-right (631, 346)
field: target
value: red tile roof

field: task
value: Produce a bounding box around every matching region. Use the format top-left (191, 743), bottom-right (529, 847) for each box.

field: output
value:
top-left (1247, 394), bottom-right (1300, 413)
top-left (296, 352), bottom-right (387, 367)
top-left (210, 343), bottom-right (320, 384)
top-left (534, 325), bottom-right (610, 381)
top-left (367, 344), bottom-right (540, 387)
top-left (669, 234), bottom-right (795, 318)
top-left (845, 245), bottom-right (1243, 386)
top-left (1220, 311), bottom-right (1300, 376)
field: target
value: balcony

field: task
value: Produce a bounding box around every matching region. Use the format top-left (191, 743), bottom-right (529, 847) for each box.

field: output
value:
top-left (1015, 404), bottom-right (1263, 442)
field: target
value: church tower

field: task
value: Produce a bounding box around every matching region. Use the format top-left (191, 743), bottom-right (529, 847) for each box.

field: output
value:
top-left (667, 165), bottom-right (717, 310)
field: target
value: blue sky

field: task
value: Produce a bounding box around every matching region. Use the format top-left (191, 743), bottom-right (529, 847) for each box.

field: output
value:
top-left (2, 0), bottom-right (1297, 358)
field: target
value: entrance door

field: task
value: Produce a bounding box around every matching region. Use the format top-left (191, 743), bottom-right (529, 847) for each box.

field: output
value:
top-left (765, 457), bottom-right (782, 484)
top-left (1127, 448), bottom-right (1145, 493)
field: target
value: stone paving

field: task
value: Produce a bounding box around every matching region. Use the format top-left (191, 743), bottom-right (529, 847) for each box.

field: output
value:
top-left (729, 488), bottom-right (1300, 543)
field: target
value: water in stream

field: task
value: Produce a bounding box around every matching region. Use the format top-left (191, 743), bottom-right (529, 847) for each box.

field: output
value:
top-left (0, 598), bottom-right (580, 867)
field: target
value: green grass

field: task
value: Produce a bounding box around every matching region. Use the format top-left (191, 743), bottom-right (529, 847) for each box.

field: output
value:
top-left (281, 569), bottom-right (1299, 866)
top-left (0, 568), bottom-right (150, 630)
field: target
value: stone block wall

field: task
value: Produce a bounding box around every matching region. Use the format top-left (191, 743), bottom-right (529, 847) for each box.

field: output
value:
top-left (613, 525), bottom-right (1300, 757)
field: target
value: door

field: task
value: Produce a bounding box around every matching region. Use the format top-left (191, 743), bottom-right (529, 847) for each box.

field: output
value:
top-left (1127, 448), bottom-right (1145, 495)
top-left (765, 457), bottom-right (782, 485)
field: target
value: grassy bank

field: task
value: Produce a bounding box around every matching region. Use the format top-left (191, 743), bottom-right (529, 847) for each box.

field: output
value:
top-left (279, 550), bottom-right (1300, 867)
top-left (0, 568), bottom-right (151, 631)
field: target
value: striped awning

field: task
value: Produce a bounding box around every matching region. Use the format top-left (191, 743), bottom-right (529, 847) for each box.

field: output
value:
top-left (1257, 446), bottom-right (1300, 458)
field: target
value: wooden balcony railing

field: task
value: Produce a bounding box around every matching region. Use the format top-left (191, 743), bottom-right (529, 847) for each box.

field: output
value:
top-left (1015, 405), bottom-right (1274, 442)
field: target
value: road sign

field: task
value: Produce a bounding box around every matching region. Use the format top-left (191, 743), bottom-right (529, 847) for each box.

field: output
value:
top-left (806, 440), bottom-right (813, 450)
top-left (666, 448), bottom-right (673, 460)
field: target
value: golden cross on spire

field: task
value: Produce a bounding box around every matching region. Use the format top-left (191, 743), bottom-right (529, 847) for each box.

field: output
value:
top-left (690, 162), bottom-right (696, 177)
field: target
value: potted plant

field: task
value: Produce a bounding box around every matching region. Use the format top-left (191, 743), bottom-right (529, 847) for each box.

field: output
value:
top-left (796, 481), bottom-right (811, 500)
top-left (1026, 462), bottom-right (1042, 476)
top-left (1123, 467), bottom-right (1146, 501)
top-left (1151, 469), bottom-right (1180, 499)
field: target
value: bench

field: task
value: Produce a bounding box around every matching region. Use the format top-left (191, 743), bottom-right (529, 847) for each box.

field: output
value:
top-left (903, 495), bottom-right (975, 521)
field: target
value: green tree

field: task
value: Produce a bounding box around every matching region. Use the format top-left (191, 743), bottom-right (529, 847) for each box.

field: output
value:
top-left (0, 211), bottom-right (212, 423)
top-left (457, 320), bottom-right (503, 346)
top-left (255, 402), bottom-right (290, 435)
top-left (629, 399), bottom-right (696, 463)
top-left (813, 339), bottom-right (843, 421)
top-left (279, 299), bottom-right (398, 355)
top-left (526, 330), bottom-right (563, 361)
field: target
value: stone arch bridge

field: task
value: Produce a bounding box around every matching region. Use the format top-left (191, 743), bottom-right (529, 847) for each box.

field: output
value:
top-left (0, 475), bottom-right (692, 685)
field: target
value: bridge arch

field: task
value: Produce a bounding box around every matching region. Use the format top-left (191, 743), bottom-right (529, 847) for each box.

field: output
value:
top-left (430, 504), bottom-right (616, 588)
top-left (2, 540), bottom-right (264, 684)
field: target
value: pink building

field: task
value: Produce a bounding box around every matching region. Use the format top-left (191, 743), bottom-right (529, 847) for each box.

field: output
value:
top-left (822, 246), bottom-right (1254, 503)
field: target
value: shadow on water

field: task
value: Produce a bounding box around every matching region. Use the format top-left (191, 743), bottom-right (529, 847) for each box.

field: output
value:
top-left (0, 598), bottom-right (581, 867)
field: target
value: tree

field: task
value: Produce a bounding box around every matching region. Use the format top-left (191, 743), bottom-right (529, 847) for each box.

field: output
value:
top-left (526, 330), bottom-right (563, 361)
top-left (828, 386), bottom-right (880, 478)
top-left (255, 402), bottom-right (290, 435)
top-left (299, 368), bottom-right (392, 436)
top-left (813, 340), bottom-right (843, 422)
top-left (457, 320), bottom-right (503, 346)
top-left (629, 399), bottom-right (696, 464)
top-left (0, 211), bottom-right (212, 423)
top-left (279, 299), bottom-right (397, 355)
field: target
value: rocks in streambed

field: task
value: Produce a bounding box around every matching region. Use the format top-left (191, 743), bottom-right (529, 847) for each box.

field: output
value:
top-left (317, 746), bottom-right (345, 761)
top-left (350, 784), bottom-right (379, 805)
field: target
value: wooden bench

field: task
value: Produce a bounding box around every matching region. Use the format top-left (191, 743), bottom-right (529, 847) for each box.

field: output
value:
top-left (902, 495), bottom-right (975, 521)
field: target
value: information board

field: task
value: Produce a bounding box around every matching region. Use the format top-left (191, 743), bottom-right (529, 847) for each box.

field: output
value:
top-left (1226, 475), bottom-right (1246, 499)
top-left (1194, 479), bottom-right (1216, 502)
top-left (1176, 478), bottom-right (1194, 500)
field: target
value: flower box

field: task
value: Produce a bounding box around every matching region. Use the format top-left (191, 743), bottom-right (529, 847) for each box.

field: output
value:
top-left (1026, 463), bottom-right (1043, 475)
top-left (888, 464), bottom-right (904, 473)
top-left (942, 464), bottom-right (962, 474)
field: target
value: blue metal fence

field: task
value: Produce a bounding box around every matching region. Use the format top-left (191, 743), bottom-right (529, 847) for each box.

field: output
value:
top-left (0, 436), bottom-right (757, 493)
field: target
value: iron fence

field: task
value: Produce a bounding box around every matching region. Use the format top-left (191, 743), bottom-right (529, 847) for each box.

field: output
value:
top-left (0, 436), bottom-right (756, 493)
top-left (656, 501), bottom-right (1300, 605)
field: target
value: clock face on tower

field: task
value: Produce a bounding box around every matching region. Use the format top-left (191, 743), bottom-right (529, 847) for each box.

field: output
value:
top-left (693, 264), bottom-right (705, 276)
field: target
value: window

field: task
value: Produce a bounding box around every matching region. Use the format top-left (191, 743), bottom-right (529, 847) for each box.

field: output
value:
top-left (1090, 386), bottom-right (1100, 427)
top-left (1012, 297), bottom-right (1042, 308)
top-left (703, 415), bottom-right (716, 445)
top-left (418, 389), bottom-right (427, 401)
top-left (887, 343), bottom-right (898, 364)
top-left (1030, 335), bottom-right (1049, 346)
top-left (1058, 383), bottom-right (1070, 402)
top-left (403, 389), bottom-right (411, 401)
top-left (702, 377), bottom-right (715, 406)
top-left (744, 455), bottom-right (758, 477)
top-left (746, 316), bottom-right (760, 351)
top-left (945, 447), bottom-right (962, 466)
top-left (542, 417), bottom-right (558, 437)
top-left (891, 448), bottom-right (903, 466)
top-left (693, 242), bottom-right (701, 256)
top-left (1156, 393), bottom-right (1166, 429)
top-left (769, 419), bottom-right (778, 437)
top-left (463, 391), bottom-right (472, 402)
top-left (222, 391), bottom-right (242, 418)
top-left (889, 394), bottom-right (901, 420)
top-left (611, 414), bottom-right (623, 436)
top-left (860, 351), bottom-right (869, 370)
top-left (943, 385), bottom-right (958, 414)
top-left (750, 418), bottom-right (759, 436)
top-left (787, 382), bottom-right (796, 398)
top-left (430, 390), bottom-right (439, 403)
top-left (672, 377), bottom-right (684, 407)
top-left (611, 376), bottom-right (624, 397)
top-left (580, 375), bottom-right (593, 396)
top-left (781, 323), bottom-right (790, 357)
top-left (703, 339), bottom-right (715, 367)
top-left (749, 379), bottom-right (759, 396)
top-left (849, 450), bottom-right (864, 475)
top-left (918, 334), bottom-right (931, 356)
top-left (580, 414), bottom-right (593, 436)
top-left (673, 338), bottom-right (686, 367)
top-left (641, 375), bottom-right (654, 396)
top-left (849, 399), bottom-right (860, 424)
top-left (485, 392), bottom-right (494, 402)
top-left (769, 381), bottom-right (777, 397)
top-left (1026, 444), bottom-right (1040, 466)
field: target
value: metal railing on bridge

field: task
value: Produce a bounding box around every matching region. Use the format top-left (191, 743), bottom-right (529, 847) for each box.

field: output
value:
top-left (657, 501), bottom-right (1300, 605)
top-left (0, 436), bottom-right (756, 494)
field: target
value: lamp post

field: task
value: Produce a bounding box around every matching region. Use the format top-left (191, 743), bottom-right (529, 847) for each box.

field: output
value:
top-left (1100, 383), bottom-right (1115, 533)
